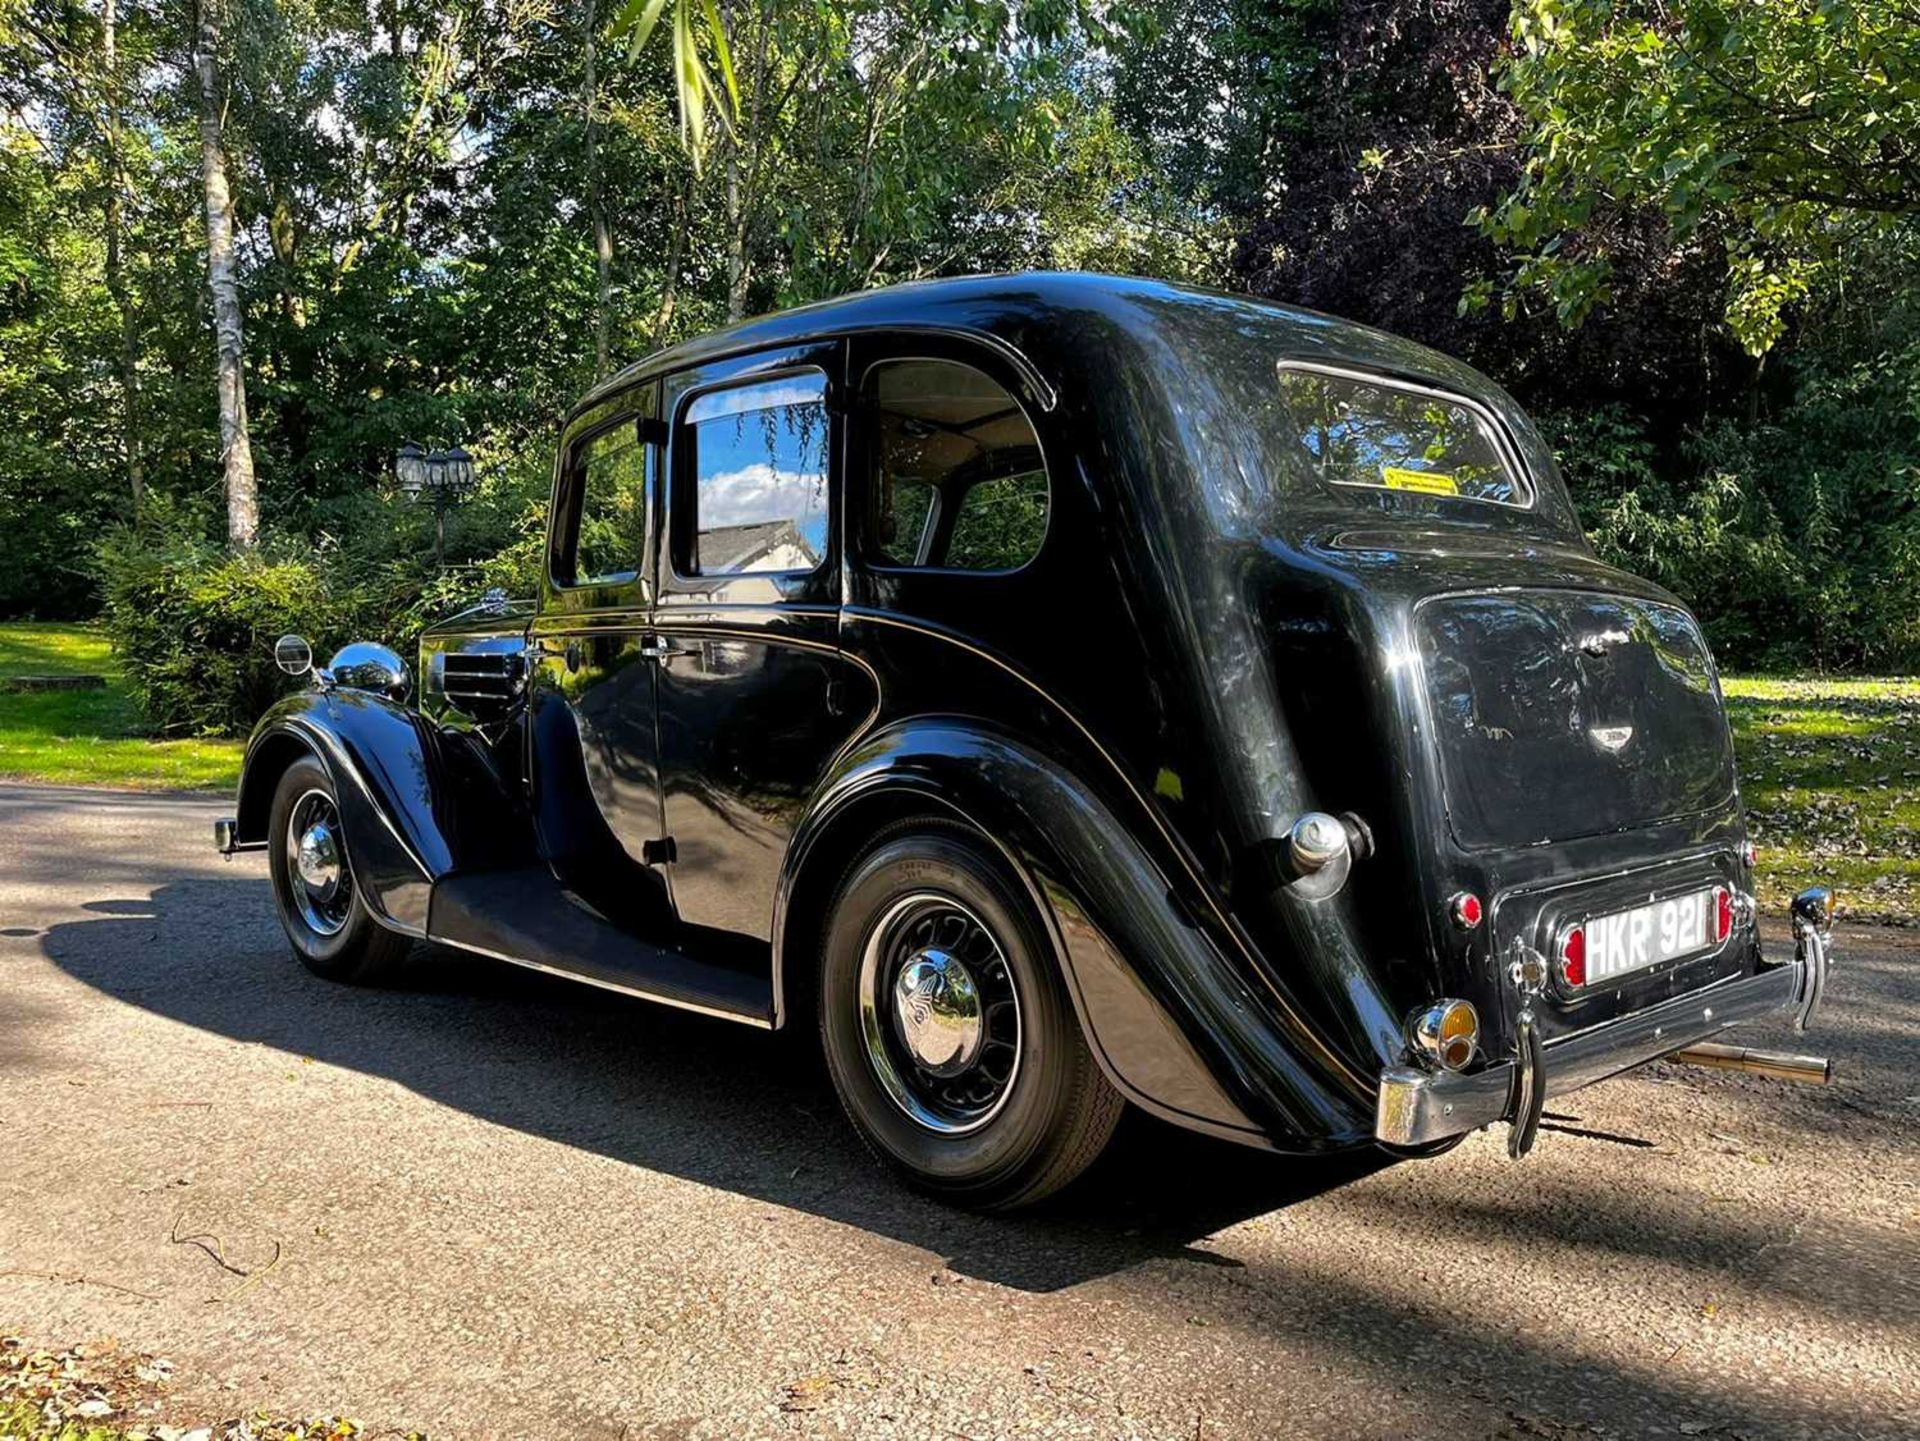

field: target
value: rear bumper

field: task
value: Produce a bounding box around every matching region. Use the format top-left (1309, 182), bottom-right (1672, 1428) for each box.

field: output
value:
top-left (1376, 951), bottom-right (1811, 1146)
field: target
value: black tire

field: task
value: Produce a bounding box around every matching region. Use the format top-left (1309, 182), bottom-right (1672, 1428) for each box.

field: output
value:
top-left (266, 754), bottom-right (411, 985)
top-left (817, 819), bottom-right (1123, 1210)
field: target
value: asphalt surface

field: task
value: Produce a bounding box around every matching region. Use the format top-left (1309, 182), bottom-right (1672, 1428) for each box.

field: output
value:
top-left (0, 783), bottom-right (1914, 1440)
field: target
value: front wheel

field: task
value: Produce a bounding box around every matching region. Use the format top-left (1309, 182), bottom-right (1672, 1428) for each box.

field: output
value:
top-left (266, 754), bottom-right (411, 984)
top-left (818, 821), bottom-right (1123, 1210)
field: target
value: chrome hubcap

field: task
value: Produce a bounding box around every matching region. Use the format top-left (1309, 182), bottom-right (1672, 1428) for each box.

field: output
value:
top-left (296, 821), bottom-right (341, 894)
top-left (859, 894), bottom-right (1021, 1135)
top-left (284, 790), bottom-right (352, 937)
top-left (890, 949), bottom-right (984, 1077)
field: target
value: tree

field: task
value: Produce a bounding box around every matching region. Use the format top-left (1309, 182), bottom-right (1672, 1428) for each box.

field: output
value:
top-left (1488, 0), bottom-right (1920, 354)
top-left (192, 0), bottom-right (257, 547)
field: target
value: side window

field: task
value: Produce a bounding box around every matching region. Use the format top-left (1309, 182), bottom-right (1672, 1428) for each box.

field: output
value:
top-left (1276, 366), bottom-right (1530, 507)
top-left (866, 359), bottom-right (1048, 571)
top-left (563, 420), bottom-right (650, 587)
top-left (683, 372), bottom-right (830, 576)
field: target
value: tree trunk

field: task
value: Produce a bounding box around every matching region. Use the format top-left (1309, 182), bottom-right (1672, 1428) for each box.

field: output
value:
top-left (584, 0), bottom-right (612, 376)
top-left (101, 0), bottom-right (143, 511)
top-left (721, 1), bottom-right (757, 323)
top-left (652, 169), bottom-right (690, 344)
top-left (192, 0), bottom-right (258, 548)
top-left (725, 144), bottom-right (749, 322)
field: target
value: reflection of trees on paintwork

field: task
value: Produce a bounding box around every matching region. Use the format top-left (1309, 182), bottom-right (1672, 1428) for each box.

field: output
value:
top-left (1277, 370), bottom-right (1520, 505)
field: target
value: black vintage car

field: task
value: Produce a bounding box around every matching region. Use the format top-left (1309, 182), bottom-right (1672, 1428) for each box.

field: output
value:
top-left (218, 273), bottom-right (1836, 1209)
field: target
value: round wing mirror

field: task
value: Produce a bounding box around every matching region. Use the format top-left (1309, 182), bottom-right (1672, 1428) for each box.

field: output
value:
top-left (327, 641), bottom-right (412, 703)
top-left (274, 634), bottom-right (314, 677)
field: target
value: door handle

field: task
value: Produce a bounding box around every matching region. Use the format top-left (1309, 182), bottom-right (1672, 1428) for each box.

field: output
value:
top-left (638, 634), bottom-right (682, 661)
top-left (527, 639), bottom-right (581, 672)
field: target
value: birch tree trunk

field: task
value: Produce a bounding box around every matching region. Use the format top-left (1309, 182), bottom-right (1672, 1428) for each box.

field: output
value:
top-left (192, 0), bottom-right (258, 548)
top-left (584, 0), bottom-right (612, 377)
top-left (101, 0), bottom-right (143, 510)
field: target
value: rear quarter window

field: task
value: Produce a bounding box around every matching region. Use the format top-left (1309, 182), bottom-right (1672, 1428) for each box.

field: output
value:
top-left (1277, 365), bottom-right (1530, 508)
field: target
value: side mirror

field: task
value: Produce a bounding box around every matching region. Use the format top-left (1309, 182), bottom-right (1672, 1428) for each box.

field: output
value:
top-left (274, 634), bottom-right (314, 677)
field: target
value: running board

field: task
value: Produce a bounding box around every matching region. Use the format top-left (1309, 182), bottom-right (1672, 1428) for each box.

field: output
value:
top-left (1666, 1042), bottom-right (1832, 1084)
top-left (428, 868), bottom-right (773, 1028)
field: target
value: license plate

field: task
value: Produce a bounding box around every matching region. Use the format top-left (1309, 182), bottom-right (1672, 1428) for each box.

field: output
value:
top-left (1575, 887), bottom-right (1723, 986)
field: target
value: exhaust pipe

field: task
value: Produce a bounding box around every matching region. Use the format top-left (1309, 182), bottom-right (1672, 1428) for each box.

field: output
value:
top-left (1668, 1042), bottom-right (1832, 1084)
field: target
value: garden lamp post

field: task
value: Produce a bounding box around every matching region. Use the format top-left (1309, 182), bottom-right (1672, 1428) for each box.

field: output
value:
top-left (396, 440), bottom-right (477, 567)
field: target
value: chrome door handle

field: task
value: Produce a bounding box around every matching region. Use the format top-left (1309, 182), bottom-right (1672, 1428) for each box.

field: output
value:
top-left (638, 634), bottom-right (682, 661)
top-left (527, 639), bottom-right (581, 672)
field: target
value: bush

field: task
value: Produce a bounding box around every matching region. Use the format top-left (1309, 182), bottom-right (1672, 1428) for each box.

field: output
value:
top-left (91, 453), bottom-right (552, 737)
top-left (95, 523), bottom-right (362, 737)
top-left (1540, 386), bottom-right (1920, 673)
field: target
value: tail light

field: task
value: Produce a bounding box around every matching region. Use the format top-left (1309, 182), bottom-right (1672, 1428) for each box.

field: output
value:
top-left (1559, 925), bottom-right (1586, 987)
top-left (1448, 891), bottom-right (1483, 929)
top-left (1408, 999), bottom-right (1480, 1071)
top-left (1714, 885), bottom-right (1733, 943)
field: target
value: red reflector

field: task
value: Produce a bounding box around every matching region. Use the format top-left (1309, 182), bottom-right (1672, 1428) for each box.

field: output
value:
top-left (1560, 926), bottom-right (1586, 987)
top-left (1451, 891), bottom-right (1484, 929)
top-left (1715, 886), bottom-right (1733, 942)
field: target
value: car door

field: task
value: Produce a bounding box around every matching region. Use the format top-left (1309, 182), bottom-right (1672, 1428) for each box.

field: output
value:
top-left (525, 380), bottom-right (676, 937)
top-left (651, 342), bottom-right (872, 957)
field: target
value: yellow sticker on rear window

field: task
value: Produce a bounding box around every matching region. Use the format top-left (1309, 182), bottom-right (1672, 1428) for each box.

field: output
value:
top-left (1381, 466), bottom-right (1459, 496)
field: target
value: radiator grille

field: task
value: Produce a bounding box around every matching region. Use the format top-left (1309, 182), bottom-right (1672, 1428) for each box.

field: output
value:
top-left (432, 648), bottom-right (525, 718)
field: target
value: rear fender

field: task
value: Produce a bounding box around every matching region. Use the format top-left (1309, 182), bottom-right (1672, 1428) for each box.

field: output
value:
top-left (234, 691), bottom-right (526, 935)
top-left (773, 718), bottom-right (1375, 1149)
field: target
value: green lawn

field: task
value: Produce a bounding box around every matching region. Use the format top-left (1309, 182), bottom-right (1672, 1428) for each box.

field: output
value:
top-left (0, 621), bottom-right (241, 791)
top-left (1723, 675), bottom-right (1920, 927)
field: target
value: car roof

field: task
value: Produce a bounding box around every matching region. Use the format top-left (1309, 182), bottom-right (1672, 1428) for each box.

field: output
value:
top-left (569, 271), bottom-right (1500, 424)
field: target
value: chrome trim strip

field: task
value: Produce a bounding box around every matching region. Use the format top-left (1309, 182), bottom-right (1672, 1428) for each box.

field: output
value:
top-left (433, 934), bottom-right (774, 1030)
top-left (844, 608), bottom-right (1371, 1094)
top-left (1375, 957), bottom-right (1803, 1146)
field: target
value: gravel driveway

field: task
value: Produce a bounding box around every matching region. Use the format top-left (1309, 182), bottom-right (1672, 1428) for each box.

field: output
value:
top-left (1, 783), bottom-right (1914, 1439)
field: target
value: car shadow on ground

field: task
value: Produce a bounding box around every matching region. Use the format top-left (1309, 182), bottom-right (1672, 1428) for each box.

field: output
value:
top-left (35, 874), bottom-right (1388, 1293)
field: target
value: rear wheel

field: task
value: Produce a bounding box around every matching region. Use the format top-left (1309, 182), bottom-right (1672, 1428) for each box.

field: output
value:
top-left (818, 820), bottom-right (1122, 1210)
top-left (266, 754), bottom-right (411, 984)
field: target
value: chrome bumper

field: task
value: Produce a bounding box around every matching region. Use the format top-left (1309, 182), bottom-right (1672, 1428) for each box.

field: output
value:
top-left (1377, 929), bottom-right (1831, 1147)
top-left (214, 817), bottom-right (265, 856)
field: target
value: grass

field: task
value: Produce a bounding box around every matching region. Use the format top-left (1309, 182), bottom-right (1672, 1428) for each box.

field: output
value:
top-left (0, 622), bottom-right (241, 792)
top-left (1722, 675), bottom-right (1920, 927)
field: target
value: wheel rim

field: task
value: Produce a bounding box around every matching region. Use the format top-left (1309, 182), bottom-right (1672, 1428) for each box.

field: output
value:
top-left (858, 892), bottom-right (1022, 1135)
top-left (284, 788), bottom-right (352, 938)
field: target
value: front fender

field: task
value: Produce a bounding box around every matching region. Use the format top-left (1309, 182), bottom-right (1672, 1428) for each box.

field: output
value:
top-left (776, 718), bottom-right (1376, 1150)
top-left (234, 690), bottom-right (525, 935)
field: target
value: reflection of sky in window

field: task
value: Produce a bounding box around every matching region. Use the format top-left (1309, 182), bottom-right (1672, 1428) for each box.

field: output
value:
top-left (691, 377), bottom-right (830, 560)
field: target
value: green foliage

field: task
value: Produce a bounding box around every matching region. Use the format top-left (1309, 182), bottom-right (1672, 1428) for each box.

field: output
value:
top-left (1491, 0), bottom-right (1920, 353)
top-left (1541, 272), bottom-right (1920, 673)
top-left (94, 518), bottom-right (354, 736)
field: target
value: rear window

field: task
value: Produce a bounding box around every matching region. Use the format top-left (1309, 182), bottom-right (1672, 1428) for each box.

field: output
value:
top-left (1277, 366), bottom-right (1529, 508)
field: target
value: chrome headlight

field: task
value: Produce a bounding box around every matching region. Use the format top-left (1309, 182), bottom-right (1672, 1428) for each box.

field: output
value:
top-left (328, 641), bottom-right (411, 703)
